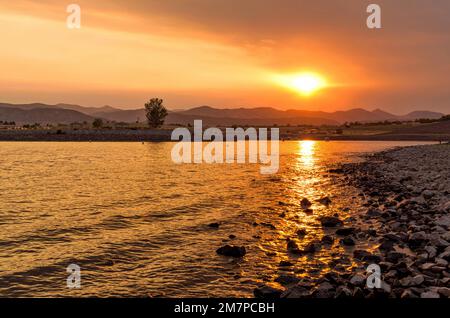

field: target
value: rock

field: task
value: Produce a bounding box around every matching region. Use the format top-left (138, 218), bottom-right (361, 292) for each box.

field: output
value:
top-left (408, 231), bottom-right (428, 248)
top-left (420, 263), bottom-right (435, 271)
top-left (341, 236), bottom-right (355, 246)
top-left (380, 281), bottom-right (392, 294)
top-left (300, 198), bottom-right (312, 210)
top-left (321, 235), bottom-right (335, 245)
top-left (383, 233), bottom-right (402, 242)
top-left (439, 250), bottom-right (450, 261)
top-left (281, 285), bottom-right (310, 298)
top-left (438, 201), bottom-right (450, 213)
top-left (216, 245), bottom-right (246, 258)
top-left (287, 239), bottom-right (299, 251)
top-left (394, 262), bottom-right (413, 278)
top-left (208, 222), bottom-right (220, 228)
top-left (385, 251), bottom-right (406, 263)
top-left (279, 260), bottom-right (294, 267)
top-left (367, 208), bottom-right (382, 217)
top-left (324, 272), bottom-right (342, 285)
top-left (352, 287), bottom-right (365, 298)
top-left (420, 291), bottom-right (440, 298)
top-left (296, 229), bottom-right (307, 237)
top-left (435, 258), bottom-right (448, 267)
top-left (303, 241), bottom-right (320, 253)
top-left (424, 246), bottom-right (437, 259)
top-left (399, 275), bottom-right (424, 287)
top-left (335, 286), bottom-right (353, 298)
top-left (401, 289), bottom-right (419, 298)
top-left (436, 215), bottom-right (450, 228)
top-left (353, 250), bottom-right (381, 263)
top-left (437, 287), bottom-right (450, 297)
top-left (428, 233), bottom-right (449, 248)
top-left (254, 285), bottom-right (283, 299)
top-left (378, 240), bottom-right (395, 252)
top-left (274, 275), bottom-right (301, 286)
top-left (336, 228), bottom-right (355, 236)
top-left (319, 216), bottom-right (343, 227)
top-left (312, 281), bottom-right (335, 298)
top-left (317, 196), bottom-right (332, 206)
top-left (350, 274), bottom-right (366, 287)
top-left (442, 232), bottom-right (450, 242)
top-left (228, 234), bottom-right (236, 239)
top-left (422, 190), bottom-right (435, 200)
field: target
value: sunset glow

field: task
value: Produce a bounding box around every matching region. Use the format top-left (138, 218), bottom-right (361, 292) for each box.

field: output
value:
top-left (0, 0), bottom-right (449, 113)
top-left (274, 73), bottom-right (327, 96)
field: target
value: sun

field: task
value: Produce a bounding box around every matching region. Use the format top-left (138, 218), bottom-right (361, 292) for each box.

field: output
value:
top-left (273, 72), bottom-right (327, 96)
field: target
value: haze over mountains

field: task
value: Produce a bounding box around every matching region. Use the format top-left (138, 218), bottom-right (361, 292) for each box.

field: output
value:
top-left (0, 103), bottom-right (445, 126)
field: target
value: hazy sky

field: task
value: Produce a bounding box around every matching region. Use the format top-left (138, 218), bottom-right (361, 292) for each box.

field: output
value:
top-left (1, 0), bottom-right (449, 113)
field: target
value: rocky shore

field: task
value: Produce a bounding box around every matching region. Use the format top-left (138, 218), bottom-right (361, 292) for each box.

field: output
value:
top-left (253, 144), bottom-right (450, 298)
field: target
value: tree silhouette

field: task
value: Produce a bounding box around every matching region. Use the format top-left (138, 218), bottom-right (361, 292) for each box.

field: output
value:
top-left (145, 98), bottom-right (168, 128)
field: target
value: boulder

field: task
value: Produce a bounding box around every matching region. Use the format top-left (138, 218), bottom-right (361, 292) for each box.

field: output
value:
top-left (279, 260), bottom-right (294, 267)
top-left (321, 235), bottom-right (335, 245)
top-left (254, 285), bottom-right (283, 299)
top-left (437, 287), bottom-right (450, 297)
top-left (335, 286), bottom-right (353, 298)
top-left (420, 291), bottom-right (440, 298)
top-left (301, 198), bottom-right (312, 210)
top-left (274, 275), bottom-right (301, 286)
top-left (341, 236), bottom-right (355, 246)
top-left (353, 250), bottom-right (381, 263)
top-left (399, 275), bottom-right (424, 287)
top-left (281, 285), bottom-right (310, 298)
top-left (216, 245), bottom-right (246, 258)
top-left (319, 216), bottom-right (343, 227)
top-left (336, 228), bottom-right (356, 236)
top-left (350, 274), bottom-right (366, 287)
top-left (436, 215), bottom-right (450, 228)
top-left (400, 289), bottom-right (419, 298)
top-left (317, 196), bottom-right (332, 206)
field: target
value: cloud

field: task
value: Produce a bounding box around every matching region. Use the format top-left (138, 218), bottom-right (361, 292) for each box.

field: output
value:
top-left (1, 0), bottom-right (449, 112)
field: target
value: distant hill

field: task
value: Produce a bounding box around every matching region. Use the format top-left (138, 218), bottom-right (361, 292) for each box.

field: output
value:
top-left (0, 103), bottom-right (446, 126)
top-left (0, 103), bottom-right (120, 116)
top-left (0, 106), bottom-right (96, 125)
top-left (172, 106), bottom-right (444, 125)
top-left (398, 111), bottom-right (444, 121)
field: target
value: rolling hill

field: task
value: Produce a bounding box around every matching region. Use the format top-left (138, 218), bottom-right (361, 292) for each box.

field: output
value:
top-left (0, 106), bottom-right (96, 125)
top-left (0, 103), bottom-right (446, 126)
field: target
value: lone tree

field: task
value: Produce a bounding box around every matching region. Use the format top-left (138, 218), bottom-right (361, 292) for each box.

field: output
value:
top-left (145, 98), bottom-right (168, 128)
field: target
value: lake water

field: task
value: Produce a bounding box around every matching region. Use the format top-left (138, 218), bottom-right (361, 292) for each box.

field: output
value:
top-left (0, 141), bottom-right (434, 297)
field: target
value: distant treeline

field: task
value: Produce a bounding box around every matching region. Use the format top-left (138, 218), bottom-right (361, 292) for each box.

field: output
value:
top-left (0, 121), bottom-right (16, 125)
top-left (344, 114), bottom-right (450, 127)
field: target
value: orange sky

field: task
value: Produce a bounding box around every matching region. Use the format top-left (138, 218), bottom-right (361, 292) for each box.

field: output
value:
top-left (1, 0), bottom-right (449, 113)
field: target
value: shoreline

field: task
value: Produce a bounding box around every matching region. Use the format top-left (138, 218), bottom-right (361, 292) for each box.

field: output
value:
top-left (0, 129), bottom-right (448, 142)
top-left (255, 143), bottom-right (450, 298)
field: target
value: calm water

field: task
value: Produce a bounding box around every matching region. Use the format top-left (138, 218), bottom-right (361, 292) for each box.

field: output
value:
top-left (0, 141), bottom-right (434, 297)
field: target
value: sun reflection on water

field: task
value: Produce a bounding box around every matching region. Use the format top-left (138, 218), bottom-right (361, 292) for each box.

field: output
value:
top-left (298, 140), bottom-right (316, 167)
